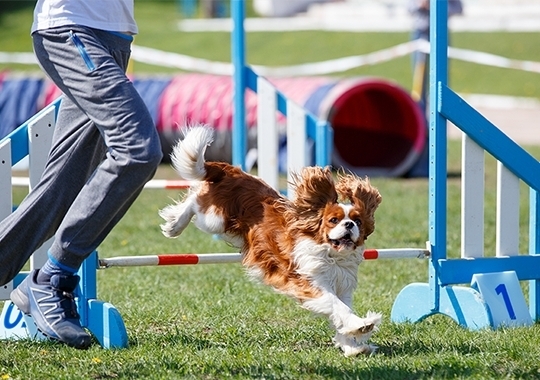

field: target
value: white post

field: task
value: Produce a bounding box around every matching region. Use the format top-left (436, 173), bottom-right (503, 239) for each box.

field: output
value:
top-left (461, 134), bottom-right (485, 258)
top-left (28, 106), bottom-right (56, 269)
top-left (286, 101), bottom-right (306, 199)
top-left (0, 140), bottom-right (13, 299)
top-left (257, 77), bottom-right (279, 190)
top-left (0, 140), bottom-right (12, 219)
top-left (496, 162), bottom-right (520, 257)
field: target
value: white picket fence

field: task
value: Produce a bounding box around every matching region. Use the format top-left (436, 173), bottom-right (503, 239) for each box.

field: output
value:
top-left (0, 101), bottom-right (58, 300)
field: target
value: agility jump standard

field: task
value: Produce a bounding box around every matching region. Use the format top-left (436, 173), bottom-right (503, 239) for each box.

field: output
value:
top-left (390, 0), bottom-right (540, 329)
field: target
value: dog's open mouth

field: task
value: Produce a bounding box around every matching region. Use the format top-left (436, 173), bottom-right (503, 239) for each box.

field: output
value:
top-left (329, 234), bottom-right (356, 250)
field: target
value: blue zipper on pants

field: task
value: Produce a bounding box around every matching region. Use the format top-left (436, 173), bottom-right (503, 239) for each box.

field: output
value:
top-left (69, 30), bottom-right (96, 71)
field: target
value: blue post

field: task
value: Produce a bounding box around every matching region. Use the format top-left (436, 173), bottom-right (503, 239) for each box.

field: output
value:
top-left (428, 0), bottom-right (448, 313)
top-left (315, 120), bottom-right (332, 168)
top-left (231, 0), bottom-right (246, 170)
top-left (530, 189), bottom-right (540, 320)
top-left (78, 252), bottom-right (128, 349)
top-left (179, 0), bottom-right (197, 17)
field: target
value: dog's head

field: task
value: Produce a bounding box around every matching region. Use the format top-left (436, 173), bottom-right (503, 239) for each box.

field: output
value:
top-left (290, 167), bottom-right (382, 252)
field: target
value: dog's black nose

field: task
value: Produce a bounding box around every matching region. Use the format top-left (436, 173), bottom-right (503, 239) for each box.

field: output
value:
top-left (344, 221), bottom-right (354, 230)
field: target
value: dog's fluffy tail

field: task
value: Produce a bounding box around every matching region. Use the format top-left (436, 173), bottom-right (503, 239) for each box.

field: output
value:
top-left (171, 124), bottom-right (214, 181)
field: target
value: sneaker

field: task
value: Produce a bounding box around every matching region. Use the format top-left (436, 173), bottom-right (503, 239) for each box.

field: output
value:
top-left (10, 269), bottom-right (92, 349)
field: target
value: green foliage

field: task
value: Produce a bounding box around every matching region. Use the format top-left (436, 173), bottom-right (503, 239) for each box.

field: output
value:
top-left (0, 0), bottom-right (33, 17)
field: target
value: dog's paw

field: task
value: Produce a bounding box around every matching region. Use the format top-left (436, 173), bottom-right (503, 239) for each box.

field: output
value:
top-left (343, 343), bottom-right (378, 357)
top-left (363, 311), bottom-right (383, 329)
top-left (340, 311), bottom-right (382, 342)
top-left (333, 333), bottom-right (378, 357)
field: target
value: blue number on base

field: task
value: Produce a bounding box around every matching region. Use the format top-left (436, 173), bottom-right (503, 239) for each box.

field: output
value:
top-left (495, 283), bottom-right (517, 320)
top-left (3, 302), bottom-right (24, 329)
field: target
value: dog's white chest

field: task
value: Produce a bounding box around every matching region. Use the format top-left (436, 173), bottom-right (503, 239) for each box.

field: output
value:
top-left (293, 239), bottom-right (361, 293)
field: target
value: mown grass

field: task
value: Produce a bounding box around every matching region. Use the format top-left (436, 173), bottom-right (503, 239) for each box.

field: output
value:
top-left (4, 141), bottom-right (540, 380)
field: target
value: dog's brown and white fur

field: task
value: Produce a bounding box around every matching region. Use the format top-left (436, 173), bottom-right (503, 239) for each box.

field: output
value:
top-left (159, 125), bottom-right (383, 356)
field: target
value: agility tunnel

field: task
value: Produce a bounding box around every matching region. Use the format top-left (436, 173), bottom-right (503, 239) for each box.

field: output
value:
top-left (0, 73), bottom-right (426, 177)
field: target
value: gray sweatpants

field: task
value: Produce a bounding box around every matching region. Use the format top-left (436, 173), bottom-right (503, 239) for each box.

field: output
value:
top-left (0, 26), bottom-right (163, 285)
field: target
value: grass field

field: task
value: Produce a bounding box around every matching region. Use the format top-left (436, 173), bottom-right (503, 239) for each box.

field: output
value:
top-left (2, 1), bottom-right (540, 379)
top-left (5, 141), bottom-right (540, 380)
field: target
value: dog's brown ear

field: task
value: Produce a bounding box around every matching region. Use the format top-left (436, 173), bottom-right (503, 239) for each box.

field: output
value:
top-left (290, 166), bottom-right (338, 212)
top-left (336, 172), bottom-right (382, 238)
top-left (336, 171), bottom-right (381, 214)
top-left (353, 178), bottom-right (382, 217)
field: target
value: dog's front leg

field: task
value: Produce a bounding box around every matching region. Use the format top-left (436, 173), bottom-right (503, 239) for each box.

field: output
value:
top-left (332, 289), bottom-right (380, 356)
top-left (302, 291), bottom-right (382, 356)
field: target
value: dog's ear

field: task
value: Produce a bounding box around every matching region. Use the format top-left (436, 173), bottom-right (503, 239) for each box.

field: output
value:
top-left (353, 178), bottom-right (382, 217)
top-left (290, 166), bottom-right (338, 212)
top-left (336, 172), bottom-right (382, 238)
top-left (336, 171), bottom-right (381, 211)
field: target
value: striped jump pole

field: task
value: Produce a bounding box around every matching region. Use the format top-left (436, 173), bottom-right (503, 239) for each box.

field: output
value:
top-left (97, 248), bottom-right (430, 269)
top-left (12, 177), bottom-right (194, 190)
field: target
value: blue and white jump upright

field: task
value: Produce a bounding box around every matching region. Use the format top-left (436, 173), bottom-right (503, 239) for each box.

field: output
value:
top-left (391, 0), bottom-right (540, 328)
top-left (231, 1), bottom-right (332, 196)
top-left (0, 99), bottom-right (128, 348)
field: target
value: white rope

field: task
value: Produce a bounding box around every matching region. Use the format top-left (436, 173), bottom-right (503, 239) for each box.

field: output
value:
top-left (131, 45), bottom-right (232, 76)
top-left (2, 39), bottom-right (540, 76)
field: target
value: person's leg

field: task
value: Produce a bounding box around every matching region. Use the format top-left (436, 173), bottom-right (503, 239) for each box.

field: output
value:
top-left (9, 26), bottom-right (162, 348)
top-left (41, 27), bottom-right (162, 270)
top-left (7, 95), bottom-right (109, 348)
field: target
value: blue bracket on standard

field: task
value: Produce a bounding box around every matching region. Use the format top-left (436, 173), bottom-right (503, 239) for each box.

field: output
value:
top-left (392, 271), bottom-right (534, 330)
top-left (391, 283), bottom-right (491, 330)
top-left (0, 252), bottom-right (128, 349)
top-left (77, 251), bottom-right (128, 349)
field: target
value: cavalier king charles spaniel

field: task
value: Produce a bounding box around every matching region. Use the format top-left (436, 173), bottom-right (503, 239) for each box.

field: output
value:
top-left (159, 125), bottom-right (382, 356)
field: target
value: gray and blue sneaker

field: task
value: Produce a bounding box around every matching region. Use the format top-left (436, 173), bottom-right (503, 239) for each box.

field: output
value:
top-left (10, 270), bottom-right (92, 349)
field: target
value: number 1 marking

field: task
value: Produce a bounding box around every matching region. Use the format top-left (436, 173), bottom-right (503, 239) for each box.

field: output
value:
top-left (495, 283), bottom-right (516, 320)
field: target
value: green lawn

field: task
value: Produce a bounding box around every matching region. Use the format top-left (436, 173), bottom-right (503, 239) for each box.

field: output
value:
top-left (4, 141), bottom-right (540, 380)
top-left (3, 2), bottom-right (540, 379)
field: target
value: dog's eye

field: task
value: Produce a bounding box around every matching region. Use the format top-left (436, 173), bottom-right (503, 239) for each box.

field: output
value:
top-left (354, 219), bottom-right (362, 226)
top-left (329, 217), bottom-right (339, 225)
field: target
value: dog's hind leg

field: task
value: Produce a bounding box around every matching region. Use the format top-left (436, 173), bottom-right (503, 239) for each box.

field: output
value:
top-left (159, 193), bottom-right (198, 238)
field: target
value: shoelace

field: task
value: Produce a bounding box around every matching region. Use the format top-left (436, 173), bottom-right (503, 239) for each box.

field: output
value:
top-left (58, 291), bottom-right (81, 319)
